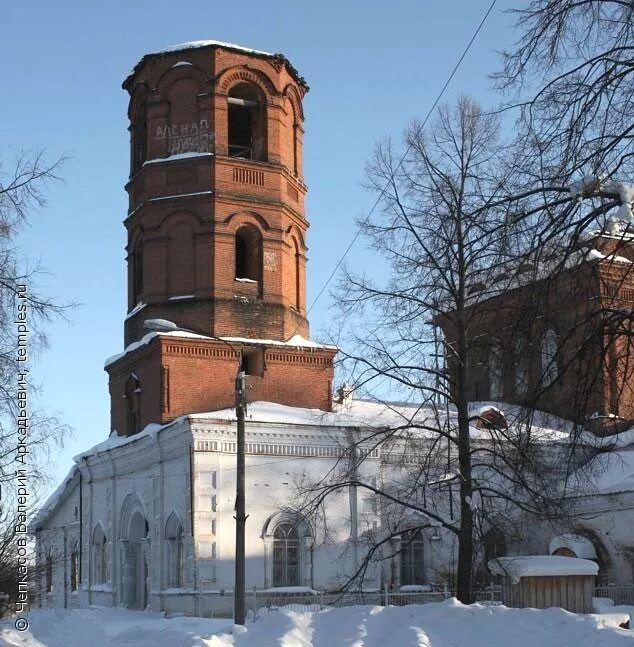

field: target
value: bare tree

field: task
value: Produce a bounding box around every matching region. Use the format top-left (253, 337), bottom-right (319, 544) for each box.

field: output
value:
top-left (496, 0), bottom-right (633, 184)
top-left (294, 98), bottom-right (588, 603)
top-left (0, 150), bottom-right (70, 484)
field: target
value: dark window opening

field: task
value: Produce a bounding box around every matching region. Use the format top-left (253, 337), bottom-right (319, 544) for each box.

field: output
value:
top-left (228, 84), bottom-right (266, 161)
top-left (45, 552), bottom-right (53, 593)
top-left (235, 226), bottom-right (262, 283)
top-left (400, 528), bottom-right (424, 586)
top-left (484, 527), bottom-right (506, 583)
top-left (130, 96), bottom-right (147, 176)
top-left (241, 347), bottom-right (264, 377)
top-left (125, 375), bottom-right (141, 435)
top-left (70, 544), bottom-right (79, 591)
top-left (273, 523), bottom-right (300, 587)
top-left (132, 246), bottom-right (143, 303)
top-left (295, 251), bottom-right (301, 310)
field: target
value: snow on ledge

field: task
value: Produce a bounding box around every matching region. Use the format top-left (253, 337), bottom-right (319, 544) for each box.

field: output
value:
top-left (489, 556), bottom-right (598, 582)
top-left (104, 330), bottom-right (213, 368)
top-left (143, 151), bottom-right (213, 166)
top-left (219, 333), bottom-right (336, 350)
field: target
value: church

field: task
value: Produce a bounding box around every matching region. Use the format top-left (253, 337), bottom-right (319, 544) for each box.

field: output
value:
top-left (33, 40), bottom-right (634, 616)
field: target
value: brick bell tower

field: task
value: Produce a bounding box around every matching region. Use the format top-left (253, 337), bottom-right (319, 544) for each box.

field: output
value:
top-left (105, 41), bottom-right (336, 436)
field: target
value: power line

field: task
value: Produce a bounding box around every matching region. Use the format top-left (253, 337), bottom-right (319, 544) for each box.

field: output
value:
top-left (305, 0), bottom-right (498, 318)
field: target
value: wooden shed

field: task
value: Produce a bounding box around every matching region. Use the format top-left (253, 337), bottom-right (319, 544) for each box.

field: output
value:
top-left (488, 556), bottom-right (598, 614)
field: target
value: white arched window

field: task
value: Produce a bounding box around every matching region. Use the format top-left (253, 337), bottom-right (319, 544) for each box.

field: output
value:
top-left (70, 541), bottom-right (79, 591)
top-left (514, 340), bottom-right (529, 395)
top-left (400, 528), bottom-right (425, 586)
top-left (165, 513), bottom-right (184, 588)
top-left (489, 346), bottom-right (504, 400)
top-left (92, 524), bottom-right (108, 585)
top-left (541, 328), bottom-right (559, 386)
top-left (273, 523), bottom-right (300, 587)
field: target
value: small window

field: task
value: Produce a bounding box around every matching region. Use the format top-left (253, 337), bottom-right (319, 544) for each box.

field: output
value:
top-left (92, 524), bottom-right (108, 585)
top-left (514, 340), bottom-right (529, 396)
top-left (240, 347), bottom-right (264, 377)
top-left (70, 542), bottom-right (79, 591)
top-left (228, 84), bottom-right (266, 161)
top-left (125, 374), bottom-right (141, 435)
top-left (541, 328), bottom-right (559, 386)
top-left (235, 225), bottom-right (262, 284)
top-left (165, 513), bottom-right (184, 588)
top-left (489, 346), bottom-right (504, 400)
top-left (45, 551), bottom-right (53, 593)
top-left (132, 245), bottom-right (143, 303)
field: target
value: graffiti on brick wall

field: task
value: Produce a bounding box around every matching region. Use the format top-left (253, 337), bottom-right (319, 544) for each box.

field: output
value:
top-left (155, 119), bottom-right (214, 155)
top-left (263, 251), bottom-right (278, 271)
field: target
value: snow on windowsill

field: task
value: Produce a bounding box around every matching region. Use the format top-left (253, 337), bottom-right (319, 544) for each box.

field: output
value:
top-left (125, 302), bottom-right (147, 320)
top-left (148, 190), bottom-right (213, 202)
top-left (143, 152), bottom-right (213, 166)
top-left (259, 586), bottom-right (319, 594)
top-left (167, 294), bottom-right (195, 301)
top-left (90, 584), bottom-right (113, 592)
top-left (235, 278), bottom-right (257, 284)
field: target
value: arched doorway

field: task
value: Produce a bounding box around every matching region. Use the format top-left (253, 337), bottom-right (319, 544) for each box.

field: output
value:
top-left (120, 498), bottom-right (150, 609)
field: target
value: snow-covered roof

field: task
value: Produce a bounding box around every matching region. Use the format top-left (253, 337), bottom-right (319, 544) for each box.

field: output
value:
top-left (549, 534), bottom-right (598, 560)
top-left (489, 556), bottom-right (598, 582)
top-left (104, 331), bottom-right (335, 368)
top-left (157, 40), bottom-right (272, 57)
top-left (189, 399), bottom-right (575, 442)
top-left (124, 40), bottom-right (308, 90)
top-left (572, 448), bottom-right (634, 495)
top-left (31, 466), bottom-right (79, 530)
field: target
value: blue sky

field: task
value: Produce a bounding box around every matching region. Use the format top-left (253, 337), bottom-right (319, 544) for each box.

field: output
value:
top-left (2, 0), bottom-right (517, 495)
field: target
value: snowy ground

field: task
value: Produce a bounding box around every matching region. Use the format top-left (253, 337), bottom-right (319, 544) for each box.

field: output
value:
top-left (1, 600), bottom-right (633, 647)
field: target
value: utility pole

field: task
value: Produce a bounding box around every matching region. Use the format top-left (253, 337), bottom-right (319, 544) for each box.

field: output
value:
top-left (143, 319), bottom-right (249, 625)
top-left (234, 370), bottom-right (247, 626)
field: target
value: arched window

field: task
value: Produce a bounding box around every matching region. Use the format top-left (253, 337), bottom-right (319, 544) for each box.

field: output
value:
top-left (291, 237), bottom-right (301, 311)
top-left (92, 524), bottom-right (108, 585)
top-left (483, 527), bottom-right (506, 566)
top-left (235, 225), bottom-right (262, 284)
top-left (273, 523), bottom-right (299, 587)
top-left (125, 374), bottom-right (141, 436)
top-left (228, 83), bottom-right (266, 161)
top-left (541, 328), bottom-right (559, 386)
top-left (165, 513), bottom-right (184, 589)
top-left (130, 91), bottom-right (147, 175)
top-left (514, 340), bottom-right (529, 396)
top-left (45, 550), bottom-right (53, 593)
top-left (489, 346), bottom-right (504, 400)
top-left (70, 542), bottom-right (79, 592)
top-left (132, 244), bottom-right (143, 304)
top-left (400, 528), bottom-right (424, 586)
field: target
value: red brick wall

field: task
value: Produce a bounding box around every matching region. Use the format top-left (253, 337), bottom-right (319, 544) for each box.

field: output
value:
top-left (107, 335), bottom-right (335, 435)
top-left (439, 244), bottom-right (634, 425)
top-left (123, 44), bottom-right (310, 346)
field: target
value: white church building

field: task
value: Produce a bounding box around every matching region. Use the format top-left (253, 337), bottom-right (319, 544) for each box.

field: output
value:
top-left (33, 40), bottom-right (634, 616)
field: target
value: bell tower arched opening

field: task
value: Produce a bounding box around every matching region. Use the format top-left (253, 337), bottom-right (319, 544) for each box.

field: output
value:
top-left (228, 83), bottom-right (266, 161)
